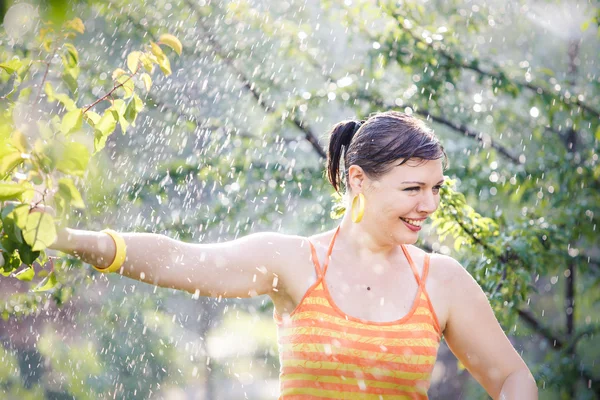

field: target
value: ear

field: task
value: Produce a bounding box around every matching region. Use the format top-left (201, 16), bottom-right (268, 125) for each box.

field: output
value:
top-left (347, 165), bottom-right (366, 194)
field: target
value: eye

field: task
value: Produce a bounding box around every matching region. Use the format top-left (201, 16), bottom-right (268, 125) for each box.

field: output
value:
top-left (433, 185), bottom-right (443, 194)
top-left (404, 187), bottom-right (420, 191)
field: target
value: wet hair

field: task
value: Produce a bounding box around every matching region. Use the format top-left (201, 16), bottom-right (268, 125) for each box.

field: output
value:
top-left (326, 111), bottom-right (448, 193)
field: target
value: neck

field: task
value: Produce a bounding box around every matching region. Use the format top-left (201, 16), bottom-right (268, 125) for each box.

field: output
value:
top-left (338, 214), bottom-right (399, 259)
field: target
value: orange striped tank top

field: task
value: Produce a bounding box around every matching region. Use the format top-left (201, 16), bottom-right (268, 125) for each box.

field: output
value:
top-left (274, 226), bottom-right (442, 399)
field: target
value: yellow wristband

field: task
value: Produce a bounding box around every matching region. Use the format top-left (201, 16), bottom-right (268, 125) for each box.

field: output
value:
top-left (92, 229), bottom-right (127, 273)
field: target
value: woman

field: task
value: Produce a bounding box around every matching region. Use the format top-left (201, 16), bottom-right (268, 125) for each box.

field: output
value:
top-left (46, 111), bottom-right (537, 399)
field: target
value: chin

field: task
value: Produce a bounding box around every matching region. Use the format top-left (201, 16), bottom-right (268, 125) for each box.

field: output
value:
top-left (392, 231), bottom-right (419, 245)
top-left (402, 236), bottom-right (419, 245)
top-left (393, 220), bottom-right (420, 245)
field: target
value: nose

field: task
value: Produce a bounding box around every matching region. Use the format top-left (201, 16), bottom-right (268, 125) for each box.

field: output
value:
top-left (417, 191), bottom-right (438, 214)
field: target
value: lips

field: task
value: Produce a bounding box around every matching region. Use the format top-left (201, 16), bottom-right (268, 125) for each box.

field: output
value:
top-left (399, 217), bottom-right (425, 227)
top-left (400, 217), bottom-right (425, 232)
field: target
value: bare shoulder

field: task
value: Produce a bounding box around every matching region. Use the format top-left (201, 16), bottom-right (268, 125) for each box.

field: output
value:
top-left (426, 252), bottom-right (483, 299)
top-left (307, 230), bottom-right (335, 247)
top-left (263, 231), bottom-right (326, 311)
top-left (259, 231), bottom-right (311, 262)
top-left (260, 231), bottom-right (314, 276)
top-left (427, 252), bottom-right (468, 284)
top-left (403, 247), bottom-right (472, 333)
top-left (402, 246), bottom-right (462, 279)
top-left (425, 253), bottom-right (488, 315)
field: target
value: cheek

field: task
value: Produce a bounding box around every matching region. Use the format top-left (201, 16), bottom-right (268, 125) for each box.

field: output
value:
top-left (389, 195), bottom-right (417, 212)
top-left (376, 198), bottom-right (403, 215)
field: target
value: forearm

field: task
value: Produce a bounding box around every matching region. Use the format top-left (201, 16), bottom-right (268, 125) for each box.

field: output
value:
top-left (498, 369), bottom-right (538, 400)
top-left (50, 227), bottom-right (185, 287)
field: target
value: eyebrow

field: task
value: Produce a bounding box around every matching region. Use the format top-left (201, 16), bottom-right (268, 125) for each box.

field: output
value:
top-left (401, 179), bottom-right (445, 186)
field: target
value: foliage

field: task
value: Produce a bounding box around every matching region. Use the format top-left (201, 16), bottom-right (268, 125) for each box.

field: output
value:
top-left (1, 0), bottom-right (599, 399)
top-left (0, 16), bottom-right (181, 291)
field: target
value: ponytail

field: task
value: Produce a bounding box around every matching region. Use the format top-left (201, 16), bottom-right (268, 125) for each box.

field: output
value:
top-left (326, 120), bottom-right (362, 193)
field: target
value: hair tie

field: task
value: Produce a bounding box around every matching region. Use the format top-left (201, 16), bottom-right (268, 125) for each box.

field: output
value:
top-left (354, 119), bottom-right (366, 134)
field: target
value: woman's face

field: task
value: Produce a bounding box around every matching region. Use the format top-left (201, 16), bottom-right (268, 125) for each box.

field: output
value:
top-left (349, 158), bottom-right (445, 244)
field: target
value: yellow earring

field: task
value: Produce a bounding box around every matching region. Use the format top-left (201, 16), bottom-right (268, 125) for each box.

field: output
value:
top-left (351, 193), bottom-right (365, 223)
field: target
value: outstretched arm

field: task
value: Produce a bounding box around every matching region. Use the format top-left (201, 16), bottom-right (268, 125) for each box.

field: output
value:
top-left (51, 228), bottom-right (296, 298)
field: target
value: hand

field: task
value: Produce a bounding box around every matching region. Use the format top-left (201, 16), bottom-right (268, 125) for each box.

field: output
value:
top-left (2, 201), bottom-right (64, 250)
top-left (28, 203), bottom-right (69, 250)
top-left (27, 202), bottom-right (56, 218)
top-left (1, 201), bottom-right (56, 217)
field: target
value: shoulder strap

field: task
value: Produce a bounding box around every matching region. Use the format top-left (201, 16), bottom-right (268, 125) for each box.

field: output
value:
top-left (400, 244), bottom-right (422, 286)
top-left (306, 239), bottom-right (323, 278)
top-left (421, 254), bottom-right (431, 286)
top-left (419, 253), bottom-right (442, 336)
top-left (321, 225), bottom-right (341, 275)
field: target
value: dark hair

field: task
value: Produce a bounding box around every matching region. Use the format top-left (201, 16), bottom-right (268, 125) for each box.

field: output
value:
top-left (326, 111), bottom-right (448, 193)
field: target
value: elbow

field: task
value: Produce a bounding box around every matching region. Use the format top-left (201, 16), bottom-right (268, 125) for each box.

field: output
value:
top-left (498, 369), bottom-right (538, 400)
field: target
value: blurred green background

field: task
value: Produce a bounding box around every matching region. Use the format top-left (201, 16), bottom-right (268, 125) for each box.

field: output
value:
top-left (1, 0), bottom-right (599, 398)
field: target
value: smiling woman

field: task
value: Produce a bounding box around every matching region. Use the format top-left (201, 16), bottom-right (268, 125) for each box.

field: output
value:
top-left (46, 111), bottom-right (537, 399)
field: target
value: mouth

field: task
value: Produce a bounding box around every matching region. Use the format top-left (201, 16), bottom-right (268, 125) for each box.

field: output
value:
top-left (399, 217), bottom-right (425, 231)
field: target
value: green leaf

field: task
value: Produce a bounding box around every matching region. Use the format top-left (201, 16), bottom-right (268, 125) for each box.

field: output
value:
top-left (1, 252), bottom-right (22, 275)
top-left (95, 109), bottom-right (118, 136)
top-left (58, 177), bottom-right (85, 208)
top-left (60, 109), bottom-right (83, 135)
top-left (112, 68), bottom-right (128, 80)
top-left (150, 41), bottom-right (165, 59)
top-left (1, 203), bottom-right (28, 243)
top-left (17, 242), bottom-right (40, 265)
top-left (150, 41), bottom-right (172, 75)
top-left (127, 51), bottom-right (142, 74)
top-left (109, 99), bottom-right (129, 133)
top-left (83, 111), bottom-right (101, 127)
top-left (158, 33), bottom-right (183, 56)
top-left (56, 142), bottom-right (90, 176)
top-left (157, 55), bottom-right (172, 76)
top-left (62, 69), bottom-right (79, 93)
top-left (141, 73), bottom-right (152, 92)
top-left (13, 266), bottom-right (34, 281)
top-left (0, 59), bottom-right (22, 75)
top-left (116, 75), bottom-right (135, 98)
top-left (0, 182), bottom-right (27, 201)
top-left (0, 142), bottom-right (23, 176)
top-left (63, 43), bottom-right (79, 66)
top-left (93, 110), bottom-right (118, 153)
top-left (0, 73), bottom-right (17, 99)
top-left (64, 17), bottom-right (85, 34)
top-left (44, 81), bottom-right (55, 100)
top-left (32, 271), bottom-right (57, 292)
top-left (139, 53), bottom-right (154, 73)
top-left (49, 90), bottom-right (77, 111)
top-left (18, 86), bottom-right (32, 102)
top-left (124, 94), bottom-right (143, 129)
top-left (61, 44), bottom-right (80, 88)
top-left (22, 211), bottom-right (56, 251)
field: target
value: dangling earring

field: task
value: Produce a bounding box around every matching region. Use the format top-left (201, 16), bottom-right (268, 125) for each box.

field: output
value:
top-left (351, 193), bottom-right (365, 223)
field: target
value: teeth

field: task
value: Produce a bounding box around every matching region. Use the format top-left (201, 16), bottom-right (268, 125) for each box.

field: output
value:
top-left (401, 218), bottom-right (424, 227)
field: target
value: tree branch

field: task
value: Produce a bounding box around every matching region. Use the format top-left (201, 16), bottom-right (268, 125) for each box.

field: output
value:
top-left (82, 65), bottom-right (141, 113)
top-left (517, 308), bottom-right (599, 397)
top-left (183, 0), bottom-right (326, 159)
top-left (418, 110), bottom-right (521, 164)
top-left (389, 8), bottom-right (600, 119)
top-left (34, 49), bottom-right (57, 105)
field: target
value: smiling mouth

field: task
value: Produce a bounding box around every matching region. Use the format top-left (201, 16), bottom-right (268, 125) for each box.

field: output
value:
top-left (399, 217), bottom-right (425, 227)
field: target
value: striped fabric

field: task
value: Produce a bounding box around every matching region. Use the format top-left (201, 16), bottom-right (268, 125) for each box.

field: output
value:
top-left (274, 226), bottom-right (442, 399)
